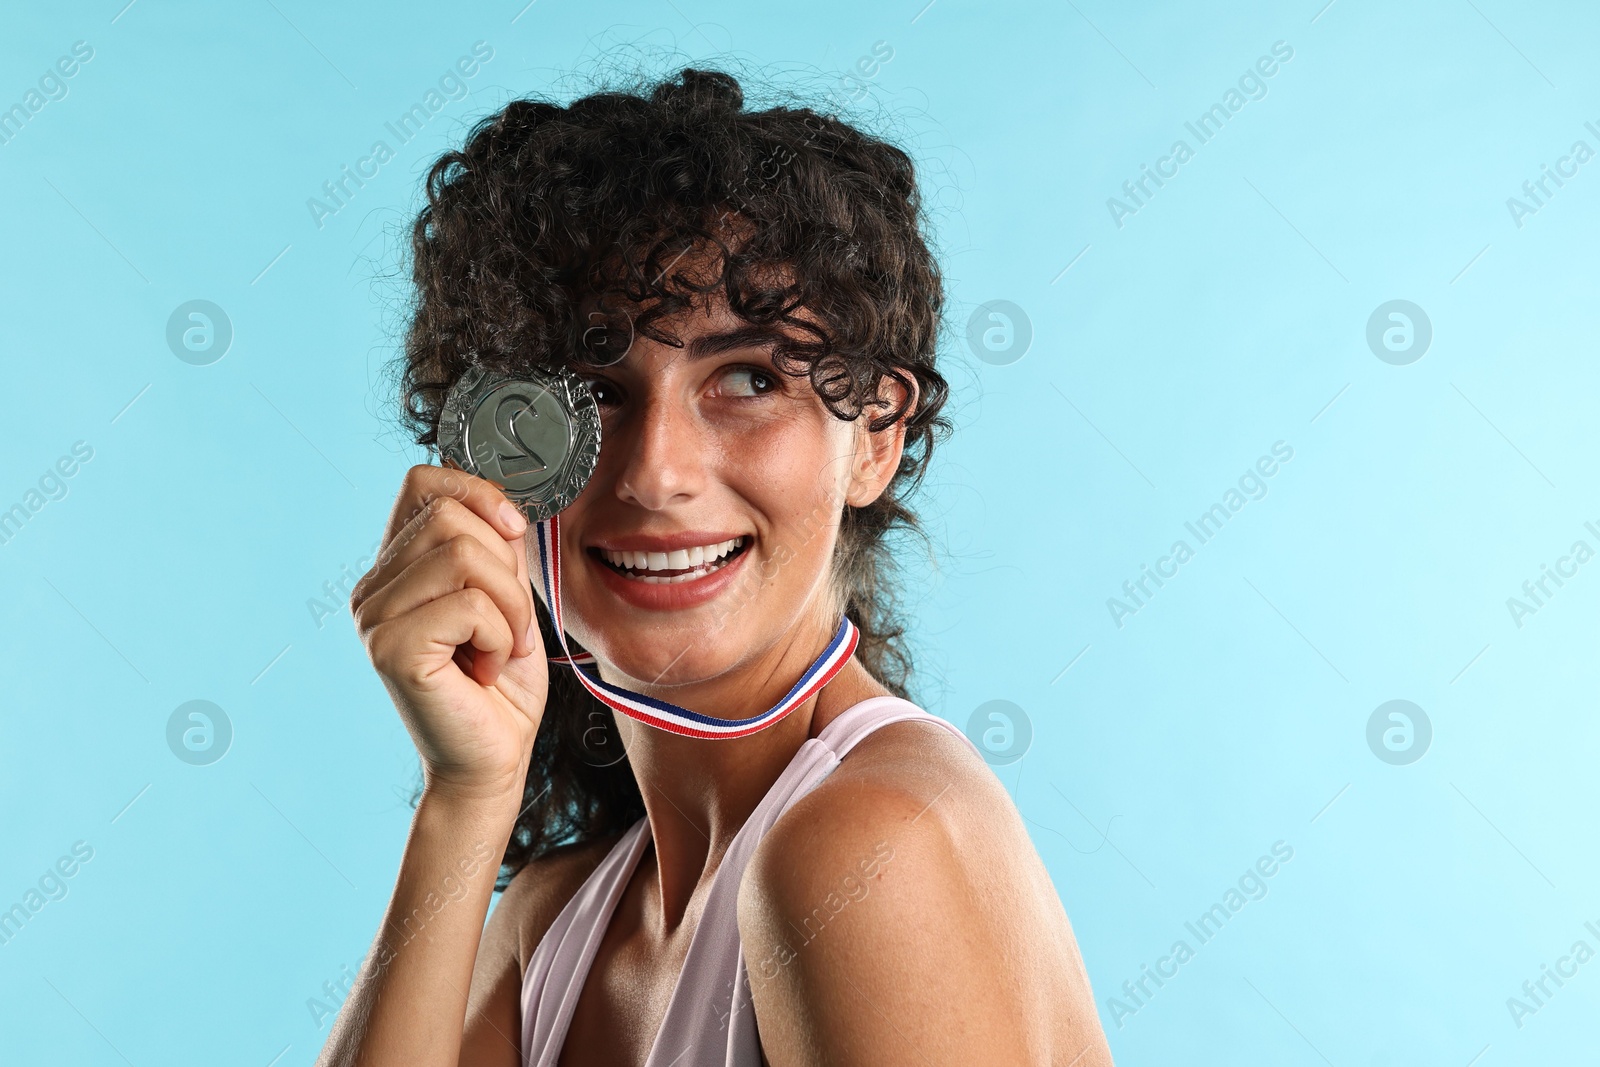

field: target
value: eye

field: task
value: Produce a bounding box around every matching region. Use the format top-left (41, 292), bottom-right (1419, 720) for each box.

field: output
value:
top-left (583, 376), bottom-right (623, 408)
top-left (715, 365), bottom-right (780, 398)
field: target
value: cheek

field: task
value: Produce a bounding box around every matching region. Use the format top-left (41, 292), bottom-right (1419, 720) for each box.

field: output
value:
top-left (729, 414), bottom-right (852, 522)
top-left (735, 418), bottom-right (854, 584)
top-left (740, 423), bottom-right (831, 488)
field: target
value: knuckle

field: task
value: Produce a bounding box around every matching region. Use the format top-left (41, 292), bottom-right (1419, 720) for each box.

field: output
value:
top-left (442, 533), bottom-right (481, 565)
top-left (443, 470), bottom-right (473, 501)
top-left (460, 585), bottom-right (496, 618)
top-left (351, 595), bottom-right (382, 639)
top-left (421, 464), bottom-right (470, 502)
top-left (395, 496), bottom-right (454, 552)
top-left (365, 623), bottom-right (395, 672)
top-left (416, 493), bottom-right (449, 523)
top-left (369, 624), bottom-right (428, 691)
top-left (353, 588), bottom-right (377, 630)
top-left (396, 663), bottom-right (431, 693)
top-left (429, 494), bottom-right (468, 528)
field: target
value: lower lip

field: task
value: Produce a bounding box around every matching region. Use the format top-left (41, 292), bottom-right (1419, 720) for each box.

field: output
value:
top-left (586, 544), bottom-right (752, 611)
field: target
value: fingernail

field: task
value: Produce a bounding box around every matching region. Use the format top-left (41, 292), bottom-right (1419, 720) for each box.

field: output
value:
top-left (499, 502), bottom-right (527, 534)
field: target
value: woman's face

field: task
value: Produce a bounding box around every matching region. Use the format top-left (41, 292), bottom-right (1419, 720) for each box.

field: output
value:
top-left (543, 290), bottom-right (902, 690)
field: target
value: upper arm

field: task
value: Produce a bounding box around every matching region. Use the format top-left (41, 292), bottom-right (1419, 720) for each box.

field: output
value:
top-left (736, 727), bottom-right (1111, 1067)
top-left (458, 871), bottom-right (536, 1067)
top-left (458, 836), bottom-right (619, 1067)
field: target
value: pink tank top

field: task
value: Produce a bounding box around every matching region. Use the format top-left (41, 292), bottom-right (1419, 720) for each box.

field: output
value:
top-left (518, 695), bottom-right (979, 1066)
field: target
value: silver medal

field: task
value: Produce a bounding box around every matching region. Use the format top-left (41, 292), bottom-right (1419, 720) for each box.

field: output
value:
top-left (438, 364), bottom-right (601, 521)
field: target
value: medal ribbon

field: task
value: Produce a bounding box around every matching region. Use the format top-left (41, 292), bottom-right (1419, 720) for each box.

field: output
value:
top-left (529, 513), bottom-right (859, 739)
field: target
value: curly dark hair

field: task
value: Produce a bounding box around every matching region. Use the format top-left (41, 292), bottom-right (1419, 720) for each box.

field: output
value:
top-left (393, 67), bottom-right (952, 890)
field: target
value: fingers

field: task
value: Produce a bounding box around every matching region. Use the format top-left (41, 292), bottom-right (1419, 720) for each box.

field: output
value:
top-left (372, 464), bottom-right (525, 576)
top-left (365, 587), bottom-right (517, 692)
top-left (354, 465), bottom-right (530, 625)
top-left (355, 534), bottom-right (536, 660)
top-left (383, 463), bottom-right (527, 549)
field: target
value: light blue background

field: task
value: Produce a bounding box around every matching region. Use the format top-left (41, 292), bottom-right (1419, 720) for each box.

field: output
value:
top-left (2, 1), bottom-right (1595, 1063)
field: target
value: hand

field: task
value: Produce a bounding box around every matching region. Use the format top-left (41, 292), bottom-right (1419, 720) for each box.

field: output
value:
top-left (351, 464), bottom-right (547, 804)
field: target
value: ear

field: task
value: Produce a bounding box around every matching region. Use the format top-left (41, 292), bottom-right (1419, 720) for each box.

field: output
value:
top-left (844, 372), bottom-right (917, 508)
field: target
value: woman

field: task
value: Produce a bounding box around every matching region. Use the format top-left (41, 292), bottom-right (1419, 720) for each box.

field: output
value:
top-left (317, 68), bottom-right (1111, 1066)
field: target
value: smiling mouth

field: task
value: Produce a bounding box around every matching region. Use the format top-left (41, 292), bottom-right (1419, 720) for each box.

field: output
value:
top-left (589, 537), bottom-right (751, 584)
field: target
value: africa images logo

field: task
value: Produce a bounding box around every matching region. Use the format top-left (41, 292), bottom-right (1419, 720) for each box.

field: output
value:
top-left (1106, 41), bottom-right (1295, 229)
top-left (1106, 441), bottom-right (1294, 629)
top-left (305, 41), bottom-right (494, 230)
top-left (1104, 841), bottom-right (1295, 1029)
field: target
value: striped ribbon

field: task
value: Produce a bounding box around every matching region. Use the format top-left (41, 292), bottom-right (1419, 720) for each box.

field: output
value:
top-left (529, 513), bottom-right (859, 739)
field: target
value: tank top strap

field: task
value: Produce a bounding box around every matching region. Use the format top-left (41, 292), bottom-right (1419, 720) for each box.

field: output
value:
top-left (808, 694), bottom-right (980, 770)
top-left (520, 816), bottom-right (652, 1067)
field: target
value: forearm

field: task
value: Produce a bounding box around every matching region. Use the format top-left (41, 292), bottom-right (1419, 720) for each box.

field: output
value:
top-left (316, 782), bottom-right (522, 1067)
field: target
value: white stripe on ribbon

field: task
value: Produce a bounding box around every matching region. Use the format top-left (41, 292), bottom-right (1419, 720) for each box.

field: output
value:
top-left (530, 513), bottom-right (858, 739)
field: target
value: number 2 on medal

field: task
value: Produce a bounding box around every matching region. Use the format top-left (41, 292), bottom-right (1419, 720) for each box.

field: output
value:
top-left (494, 394), bottom-right (548, 477)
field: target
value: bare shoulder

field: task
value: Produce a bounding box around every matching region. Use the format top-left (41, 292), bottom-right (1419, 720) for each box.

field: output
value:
top-left (737, 717), bottom-right (1112, 1066)
top-left (744, 715), bottom-right (1027, 911)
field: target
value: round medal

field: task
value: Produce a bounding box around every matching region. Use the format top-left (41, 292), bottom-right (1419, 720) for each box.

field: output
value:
top-left (438, 364), bottom-right (601, 521)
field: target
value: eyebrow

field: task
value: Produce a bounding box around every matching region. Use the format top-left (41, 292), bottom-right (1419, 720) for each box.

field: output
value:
top-left (685, 325), bottom-right (791, 361)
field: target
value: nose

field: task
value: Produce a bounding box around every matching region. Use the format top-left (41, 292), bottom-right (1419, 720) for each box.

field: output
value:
top-left (612, 385), bottom-right (705, 510)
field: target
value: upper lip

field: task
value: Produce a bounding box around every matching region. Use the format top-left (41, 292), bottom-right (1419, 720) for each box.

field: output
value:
top-left (586, 530), bottom-right (749, 552)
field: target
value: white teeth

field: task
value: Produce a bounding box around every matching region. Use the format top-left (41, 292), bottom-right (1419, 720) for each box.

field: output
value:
top-left (599, 537), bottom-right (746, 581)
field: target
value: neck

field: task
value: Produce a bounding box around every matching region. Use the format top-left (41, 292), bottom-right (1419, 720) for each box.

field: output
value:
top-left (599, 644), bottom-right (889, 934)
